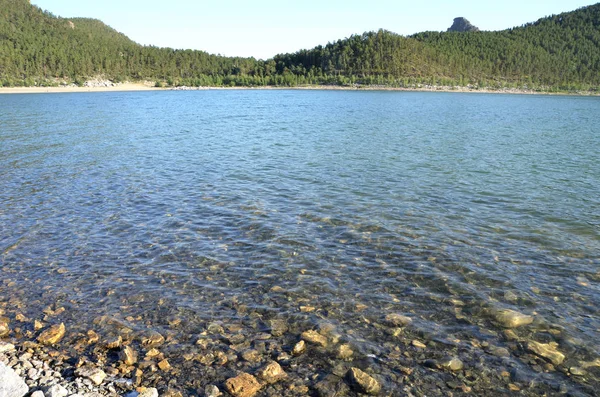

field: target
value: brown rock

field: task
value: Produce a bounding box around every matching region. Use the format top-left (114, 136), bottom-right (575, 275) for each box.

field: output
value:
top-left (158, 359), bottom-right (171, 371)
top-left (141, 331), bottom-right (165, 348)
top-left (75, 365), bottom-right (107, 385)
top-left (292, 340), bottom-right (306, 356)
top-left (256, 361), bottom-right (287, 384)
top-left (0, 316), bottom-right (9, 337)
top-left (241, 349), bottom-right (262, 363)
top-left (346, 367), bottom-right (381, 395)
top-left (527, 341), bottom-right (565, 366)
top-left (337, 344), bottom-right (354, 360)
top-left (104, 335), bottom-right (122, 349)
top-left (225, 373), bottom-right (262, 397)
top-left (37, 323), bottom-right (66, 345)
top-left (301, 330), bottom-right (328, 347)
top-left (120, 345), bottom-right (138, 365)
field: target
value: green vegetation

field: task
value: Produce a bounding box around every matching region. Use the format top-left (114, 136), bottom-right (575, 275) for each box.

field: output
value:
top-left (1, 0), bottom-right (599, 92)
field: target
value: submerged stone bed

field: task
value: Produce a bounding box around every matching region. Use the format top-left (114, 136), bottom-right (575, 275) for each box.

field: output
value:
top-left (1, 301), bottom-right (599, 397)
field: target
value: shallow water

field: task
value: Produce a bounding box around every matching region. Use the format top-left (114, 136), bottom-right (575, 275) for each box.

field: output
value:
top-left (1, 90), bottom-right (599, 395)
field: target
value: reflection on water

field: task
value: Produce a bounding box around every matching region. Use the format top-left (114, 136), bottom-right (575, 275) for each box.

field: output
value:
top-left (1, 90), bottom-right (599, 395)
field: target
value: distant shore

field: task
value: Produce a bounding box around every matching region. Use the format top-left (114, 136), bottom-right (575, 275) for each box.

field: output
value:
top-left (1, 82), bottom-right (598, 96)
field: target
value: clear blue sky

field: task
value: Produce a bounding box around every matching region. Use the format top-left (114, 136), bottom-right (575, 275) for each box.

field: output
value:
top-left (32, 0), bottom-right (598, 60)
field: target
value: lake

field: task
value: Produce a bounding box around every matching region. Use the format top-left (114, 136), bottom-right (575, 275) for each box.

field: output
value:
top-left (1, 90), bottom-right (599, 396)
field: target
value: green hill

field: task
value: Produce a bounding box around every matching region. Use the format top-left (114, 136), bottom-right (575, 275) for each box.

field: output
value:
top-left (1, 0), bottom-right (599, 91)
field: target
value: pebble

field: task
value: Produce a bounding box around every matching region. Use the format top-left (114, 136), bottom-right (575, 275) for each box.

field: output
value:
top-left (440, 357), bottom-right (464, 372)
top-left (412, 340), bottom-right (426, 349)
top-left (138, 388), bottom-right (159, 397)
top-left (224, 373), bottom-right (262, 397)
top-left (120, 345), bottom-right (138, 365)
top-left (337, 344), bottom-right (354, 360)
top-left (346, 367), bottom-right (381, 395)
top-left (37, 323), bottom-right (66, 345)
top-left (268, 319), bottom-right (288, 337)
top-left (75, 365), bottom-right (107, 385)
top-left (0, 341), bottom-right (16, 353)
top-left (384, 313), bottom-right (412, 327)
top-left (204, 385), bottom-right (221, 397)
top-left (301, 330), bottom-right (328, 347)
top-left (256, 361), bottom-right (287, 384)
top-left (292, 340), bottom-right (306, 356)
top-left (157, 359), bottom-right (171, 371)
top-left (527, 341), bottom-right (565, 366)
top-left (141, 331), bottom-right (165, 348)
top-left (45, 384), bottom-right (68, 397)
top-left (492, 309), bottom-right (533, 328)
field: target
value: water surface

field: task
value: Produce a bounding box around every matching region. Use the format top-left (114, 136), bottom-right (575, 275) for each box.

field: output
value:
top-left (1, 90), bottom-right (599, 395)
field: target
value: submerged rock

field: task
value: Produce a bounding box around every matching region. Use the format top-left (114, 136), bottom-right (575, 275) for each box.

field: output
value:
top-left (268, 319), bottom-right (288, 337)
top-left (0, 362), bottom-right (29, 397)
top-left (292, 340), bottom-right (306, 356)
top-left (120, 345), bottom-right (138, 365)
top-left (440, 357), bottom-right (464, 372)
top-left (346, 367), bottom-right (381, 395)
top-left (337, 344), bottom-right (354, 360)
top-left (0, 316), bottom-right (9, 337)
top-left (491, 309), bottom-right (533, 328)
top-left (224, 373), bottom-right (262, 397)
top-left (204, 385), bottom-right (222, 397)
top-left (141, 331), bottom-right (165, 348)
top-left (37, 323), bottom-right (66, 345)
top-left (527, 341), bottom-right (565, 366)
top-left (301, 330), bottom-right (328, 347)
top-left (384, 313), bottom-right (412, 327)
top-left (75, 365), bottom-right (107, 385)
top-left (256, 361), bottom-right (287, 384)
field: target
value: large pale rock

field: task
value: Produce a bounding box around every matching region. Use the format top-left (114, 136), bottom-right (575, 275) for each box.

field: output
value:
top-left (527, 341), bottom-right (565, 366)
top-left (75, 365), bottom-right (107, 385)
top-left (492, 309), bottom-right (533, 328)
top-left (0, 362), bottom-right (29, 397)
top-left (0, 341), bottom-right (16, 353)
top-left (346, 367), bottom-right (381, 395)
top-left (256, 361), bottom-right (287, 384)
top-left (224, 373), bottom-right (262, 397)
top-left (37, 323), bottom-right (66, 345)
top-left (45, 384), bottom-right (68, 397)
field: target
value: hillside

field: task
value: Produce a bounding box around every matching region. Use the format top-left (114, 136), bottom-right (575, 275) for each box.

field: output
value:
top-left (1, 0), bottom-right (599, 91)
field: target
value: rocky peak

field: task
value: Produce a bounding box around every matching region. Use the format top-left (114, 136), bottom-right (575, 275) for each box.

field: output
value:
top-left (447, 17), bottom-right (480, 32)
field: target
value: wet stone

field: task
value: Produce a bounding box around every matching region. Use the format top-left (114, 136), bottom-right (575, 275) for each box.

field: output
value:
top-left (346, 367), bottom-right (381, 395)
top-left (158, 359), bottom-right (171, 371)
top-left (268, 319), bottom-right (288, 337)
top-left (225, 373), bottom-right (262, 397)
top-left (492, 309), bottom-right (533, 328)
top-left (384, 313), bottom-right (412, 327)
top-left (138, 388), bottom-right (159, 397)
top-left (0, 316), bottom-right (9, 337)
top-left (204, 384), bottom-right (221, 397)
top-left (301, 330), bottom-right (328, 347)
top-left (440, 357), bottom-right (464, 372)
top-left (337, 344), bottom-right (354, 360)
top-left (256, 361), bottom-right (287, 384)
top-left (292, 340), bottom-right (306, 356)
top-left (75, 365), bottom-right (107, 385)
top-left (37, 323), bottom-right (66, 345)
top-left (570, 367), bottom-right (585, 376)
top-left (141, 331), bottom-right (165, 348)
top-left (120, 345), bottom-right (138, 366)
top-left (241, 349), bottom-right (262, 363)
top-left (527, 341), bottom-right (565, 366)
top-left (104, 335), bottom-right (122, 349)
top-left (412, 340), bottom-right (426, 349)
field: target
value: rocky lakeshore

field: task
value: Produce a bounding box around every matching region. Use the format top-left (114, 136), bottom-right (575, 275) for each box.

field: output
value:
top-left (1, 299), bottom-right (599, 397)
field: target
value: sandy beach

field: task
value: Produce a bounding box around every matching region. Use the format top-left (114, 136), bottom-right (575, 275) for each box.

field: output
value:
top-left (0, 82), bottom-right (597, 96)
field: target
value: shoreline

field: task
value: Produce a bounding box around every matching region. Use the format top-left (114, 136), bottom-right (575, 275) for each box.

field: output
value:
top-left (0, 83), bottom-right (598, 96)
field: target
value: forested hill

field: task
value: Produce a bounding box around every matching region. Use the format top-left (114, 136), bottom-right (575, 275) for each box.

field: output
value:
top-left (1, 0), bottom-right (600, 91)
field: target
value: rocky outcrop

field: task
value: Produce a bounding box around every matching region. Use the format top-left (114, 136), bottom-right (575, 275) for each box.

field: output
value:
top-left (447, 17), bottom-right (480, 32)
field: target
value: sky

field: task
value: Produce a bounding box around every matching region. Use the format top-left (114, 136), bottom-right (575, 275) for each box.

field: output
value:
top-left (32, 0), bottom-right (598, 60)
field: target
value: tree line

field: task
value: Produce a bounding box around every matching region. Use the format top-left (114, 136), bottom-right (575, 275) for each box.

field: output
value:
top-left (1, 0), bottom-right (599, 91)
